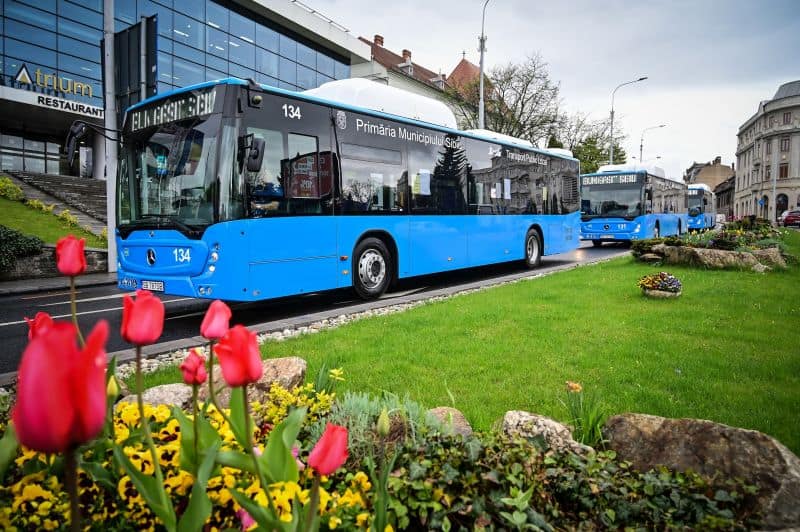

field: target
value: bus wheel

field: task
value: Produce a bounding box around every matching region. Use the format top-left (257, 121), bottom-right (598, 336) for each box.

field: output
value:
top-left (524, 229), bottom-right (542, 269)
top-left (353, 237), bottom-right (392, 299)
top-left (591, 240), bottom-right (603, 247)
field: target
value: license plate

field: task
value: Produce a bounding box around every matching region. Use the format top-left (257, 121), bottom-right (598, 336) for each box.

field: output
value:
top-left (141, 280), bottom-right (164, 292)
top-left (602, 234), bottom-right (614, 239)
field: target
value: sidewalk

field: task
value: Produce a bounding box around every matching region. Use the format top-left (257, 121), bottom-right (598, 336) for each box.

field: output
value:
top-left (0, 272), bottom-right (118, 296)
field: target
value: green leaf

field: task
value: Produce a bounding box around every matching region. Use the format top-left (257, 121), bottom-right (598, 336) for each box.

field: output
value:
top-left (0, 424), bottom-right (19, 482)
top-left (228, 387), bottom-right (250, 449)
top-left (177, 440), bottom-right (220, 532)
top-left (113, 444), bottom-right (176, 531)
top-left (604, 508), bottom-right (616, 523)
top-left (260, 407), bottom-right (306, 484)
top-left (216, 450), bottom-right (256, 475)
top-left (172, 407), bottom-right (221, 473)
top-left (230, 489), bottom-right (288, 531)
top-left (80, 460), bottom-right (116, 492)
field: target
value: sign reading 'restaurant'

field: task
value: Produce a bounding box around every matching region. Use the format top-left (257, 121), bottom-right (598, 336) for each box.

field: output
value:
top-left (581, 173), bottom-right (643, 186)
top-left (129, 89), bottom-right (216, 131)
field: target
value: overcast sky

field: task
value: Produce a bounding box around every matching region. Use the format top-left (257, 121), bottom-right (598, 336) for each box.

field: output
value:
top-left (308, 0), bottom-right (800, 179)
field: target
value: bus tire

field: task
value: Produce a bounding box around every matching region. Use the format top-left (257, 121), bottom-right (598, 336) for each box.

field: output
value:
top-left (353, 237), bottom-right (392, 300)
top-left (524, 229), bottom-right (542, 269)
top-left (591, 240), bottom-right (603, 247)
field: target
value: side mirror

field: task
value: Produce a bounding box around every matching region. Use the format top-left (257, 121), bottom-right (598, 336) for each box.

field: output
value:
top-left (65, 121), bottom-right (89, 165)
top-left (645, 189), bottom-right (653, 201)
top-left (247, 137), bottom-right (265, 172)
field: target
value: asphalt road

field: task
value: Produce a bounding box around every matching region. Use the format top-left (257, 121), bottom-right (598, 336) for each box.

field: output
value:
top-left (0, 242), bottom-right (629, 382)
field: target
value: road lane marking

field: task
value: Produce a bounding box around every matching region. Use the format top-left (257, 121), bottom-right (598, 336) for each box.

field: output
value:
top-left (38, 292), bottom-right (128, 307)
top-left (0, 297), bottom-right (194, 327)
top-left (20, 290), bottom-right (76, 300)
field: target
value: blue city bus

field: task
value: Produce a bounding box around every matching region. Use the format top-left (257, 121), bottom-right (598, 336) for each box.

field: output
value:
top-left (78, 78), bottom-right (581, 301)
top-left (687, 183), bottom-right (716, 231)
top-left (579, 164), bottom-right (688, 246)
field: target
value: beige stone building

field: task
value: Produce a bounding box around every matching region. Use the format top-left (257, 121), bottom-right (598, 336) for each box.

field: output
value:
top-left (734, 80), bottom-right (800, 220)
top-left (683, 156), bottom-right (735, 189)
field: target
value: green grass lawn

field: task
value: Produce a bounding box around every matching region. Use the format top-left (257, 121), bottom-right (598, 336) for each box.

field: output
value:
top-left (0, 197), bottom-right (106, 248)
top-left (140, 231), bottom-right (800, 454)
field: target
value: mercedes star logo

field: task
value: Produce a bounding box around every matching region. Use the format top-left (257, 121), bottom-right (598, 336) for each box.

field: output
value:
top-left (146, 248), bottom-right (157, 265)
top-left (603, 224), bottom-right (610, 230)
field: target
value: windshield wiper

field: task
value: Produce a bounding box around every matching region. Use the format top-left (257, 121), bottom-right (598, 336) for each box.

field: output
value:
top-left (137, 214), bottom-right (195, 233)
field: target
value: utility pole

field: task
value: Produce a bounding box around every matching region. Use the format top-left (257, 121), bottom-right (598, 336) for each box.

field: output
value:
top-left (478, 0), bottom-right (490, 130)
top-left (609, 76), bottom-right (648, 164)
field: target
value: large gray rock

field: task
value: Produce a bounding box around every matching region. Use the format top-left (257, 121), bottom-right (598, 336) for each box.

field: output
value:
top-left (502, 411), bottom-right (592, 455)
top-left (428, 407), bottom-right (473, 437)
top-left (752, 247), bottom-right (787, 269)
top-left (117, 383), bottom-right (193, 410)
top-left (653, 244), bottom-right (761, 269)
top-left (197, 356), bottom-right (307, 408)
top-left (604, 413), bottom-right (800, 530)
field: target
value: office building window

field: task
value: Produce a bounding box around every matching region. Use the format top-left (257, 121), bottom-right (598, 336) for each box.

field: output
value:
top-left (765, 165), bottom-right (771, 180)
top-left (784, 112), bottom-right (792, 125)
top-left (779, 163), bottom-right (788, 179)
top-left (766, 139), bottom-right (771, 155)
top-left (780, 137), bottom-right (790, 152)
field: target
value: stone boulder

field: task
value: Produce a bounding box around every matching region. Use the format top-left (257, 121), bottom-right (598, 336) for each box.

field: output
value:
top-left (653, 244), bottom-right (761, 269)
top-left (502, 411), bottom-right (592, 455)
top-left (638, 253), bottom-right (663, 264)
top-left (603, 413), bottom-right (800, 529)
top-left (752, 247), bottom-right (787, 269)
top-left (197, 356), bottom-right (307, 408)
top-left (116, 383), bottom-right (193, 410)
top-left (428, 407), bottom-right (473, 437)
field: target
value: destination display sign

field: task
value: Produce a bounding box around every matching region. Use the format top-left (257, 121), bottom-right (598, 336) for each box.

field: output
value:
top-left (581, 173), bottom-right (642, 186)
top-left (688, 188), bottom-right (701, 195)
top-left (129, 88), bottom-right (216, 131)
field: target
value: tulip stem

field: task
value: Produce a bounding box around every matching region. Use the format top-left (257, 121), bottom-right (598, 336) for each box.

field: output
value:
top-left (192, 385), bottom-right (199, 477)
top-left (305, 474), bottom-right (321, 532)
top-left (69, 276), bottom-right (85, 346)
top-left (204, 340), bottom-right (220, 415)
top-left (65, 448), bottom-right (81, 532)
top-left (243, 385), bottom-right (276, 518)
top-left (135, 346), bottom-right (168, 498)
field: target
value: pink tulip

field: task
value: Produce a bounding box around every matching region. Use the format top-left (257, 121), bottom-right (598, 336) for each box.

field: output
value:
top-left (213, 325), bottom-right (262, 387)
top-left (200, 300), bottom-right (232, 340)
top-left (121, 290), bottom-right (164, 346)
top-left (180, 348), bottom-right (208, 385)
top-left (24, 312), bottom-right (54, 340)
top-left (308, 423), bottom-right (348, 475)
top-left (12, 321), bottom-right (108, 453)
top-left (55, 235), bottom-right (86, 276)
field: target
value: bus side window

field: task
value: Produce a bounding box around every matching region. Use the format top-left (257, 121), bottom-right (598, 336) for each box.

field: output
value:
top-left (246, 128), bottom-right (285, 216)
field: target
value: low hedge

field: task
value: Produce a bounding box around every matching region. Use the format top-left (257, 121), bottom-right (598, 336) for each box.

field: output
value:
top-left (0, 225), bottom-right (43, 272)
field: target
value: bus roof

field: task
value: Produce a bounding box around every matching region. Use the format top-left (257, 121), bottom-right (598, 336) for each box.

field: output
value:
top-left (596, 163), bottom-right (666, 178)
top-left (688, 183), bottom-right (713, 192)
top-left (124, 77), bottom-right (579, 163)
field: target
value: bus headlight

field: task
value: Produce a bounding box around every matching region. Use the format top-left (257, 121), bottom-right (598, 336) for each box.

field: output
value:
top-left (633, 224), bottom-right (641, 233)
top-left (208, 265), bottom-right (216, 273)
top-left (210, 252), bottom-right (219, 262)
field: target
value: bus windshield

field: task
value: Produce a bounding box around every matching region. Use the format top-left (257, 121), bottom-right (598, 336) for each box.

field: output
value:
top-left (581, 185), bottom-right (643, 218)
top-left (118, 115), bottom-right (221, 231)
top-left (688, 193), bottom-right (704, 210)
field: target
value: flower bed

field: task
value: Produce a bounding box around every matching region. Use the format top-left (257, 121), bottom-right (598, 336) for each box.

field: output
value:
top-left (0, 236), bottom-right (764, 530)
top-left (637, 272), bottom-right (682, 298)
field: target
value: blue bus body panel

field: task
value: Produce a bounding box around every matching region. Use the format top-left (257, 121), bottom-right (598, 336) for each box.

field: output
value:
top-left (116, 212), bottom-right (580, 301)
top-left (580, 213), bottom-right (687, 242)
top-left (687, 213), bottom-right (716, 231)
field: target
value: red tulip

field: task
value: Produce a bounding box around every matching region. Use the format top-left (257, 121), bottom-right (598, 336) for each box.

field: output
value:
top-left (180, 348), bottom-right (207, 385)
top-left (12, 320), bottom-right (108, 453)
top-left (121, 290), bottom-right (164, 346)
top-left (24, 312), bottom-right (54, 340)
top-left (55, 235), bottom-right (86, 277)
top-left (213, 325), bottom-right (262, 387)
top-left (308, 423), bottom-right (348, 475)
top-left (200, 300), bottom-right (232, 340)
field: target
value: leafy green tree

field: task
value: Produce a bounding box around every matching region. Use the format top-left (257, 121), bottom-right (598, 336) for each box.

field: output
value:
top-left (573, 135), bottom-right (627, 173)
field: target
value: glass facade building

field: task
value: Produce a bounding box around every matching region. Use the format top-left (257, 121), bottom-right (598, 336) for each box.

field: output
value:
top-left (0, 0), bottom-right (360, 176)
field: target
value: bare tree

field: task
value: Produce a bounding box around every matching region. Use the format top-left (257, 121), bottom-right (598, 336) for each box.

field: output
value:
top-left (446, 53), bottom-right (561, 145)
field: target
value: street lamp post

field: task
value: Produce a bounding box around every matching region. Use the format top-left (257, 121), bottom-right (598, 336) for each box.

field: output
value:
top-left (639, 124), bottom-right (666, 163)
top-left (478, 0), bottom-right (490, 130)
top-left (609, 76), bottom-right (648, 164)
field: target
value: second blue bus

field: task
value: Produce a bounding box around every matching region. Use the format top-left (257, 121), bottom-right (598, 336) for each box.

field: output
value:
top-left (687, 183), bottom-right (717, 231)
top-left (580, 164), bottom-right (688, 246)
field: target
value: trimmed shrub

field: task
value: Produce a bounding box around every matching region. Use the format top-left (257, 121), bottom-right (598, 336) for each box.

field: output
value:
top-left (0, 176), bottom-right (24, 201)
top-left (0, 225), bottom-right (44, 272)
